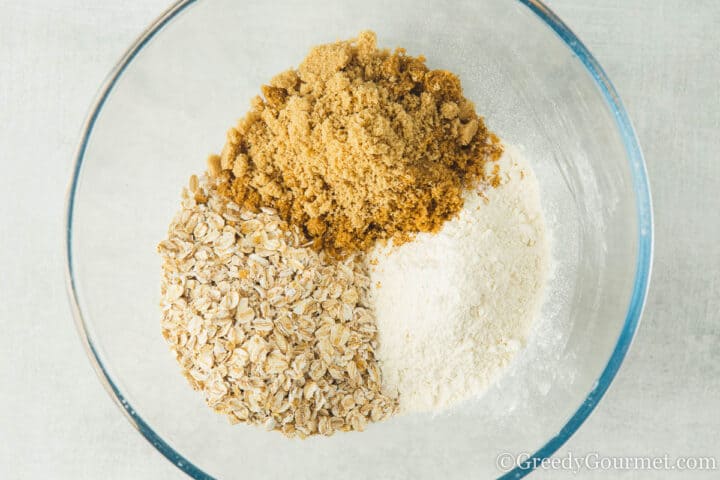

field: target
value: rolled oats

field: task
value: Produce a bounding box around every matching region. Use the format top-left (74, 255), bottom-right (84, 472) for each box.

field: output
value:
top-left (159, 175), bottom-right (397, 437)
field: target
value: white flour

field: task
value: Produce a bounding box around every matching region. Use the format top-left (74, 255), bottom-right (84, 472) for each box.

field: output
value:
top-left (370, 144), bottom-right (550, 413)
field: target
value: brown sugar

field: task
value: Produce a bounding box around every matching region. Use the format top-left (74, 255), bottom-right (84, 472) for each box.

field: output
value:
top-left (210, 31), bottom-right (502, 255)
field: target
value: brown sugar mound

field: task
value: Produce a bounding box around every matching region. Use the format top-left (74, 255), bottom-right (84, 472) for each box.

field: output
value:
top-left (210, 31), bottom-right (502, 255)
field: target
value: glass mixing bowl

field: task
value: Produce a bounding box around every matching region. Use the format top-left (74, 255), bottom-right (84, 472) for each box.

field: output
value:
top-left (65, 0), bottom-right (653, 478)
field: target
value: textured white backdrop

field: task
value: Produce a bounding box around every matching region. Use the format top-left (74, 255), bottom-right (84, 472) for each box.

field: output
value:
top-left (0, 0), bottom-right (718, 478)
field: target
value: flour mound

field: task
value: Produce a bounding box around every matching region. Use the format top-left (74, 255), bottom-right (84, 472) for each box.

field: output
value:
top-left (369, 144), bottom-right (550, 413)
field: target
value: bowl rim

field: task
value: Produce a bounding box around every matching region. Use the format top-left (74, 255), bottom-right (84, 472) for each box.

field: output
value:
top-left (64, 1), bottom-right (654, 478)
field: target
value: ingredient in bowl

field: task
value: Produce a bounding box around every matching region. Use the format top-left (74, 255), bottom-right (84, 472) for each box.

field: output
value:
top-left (210, 30), bottom-right (502, 255)
top-left (159, 177), bottom-right (397, 438)
top-left (370, 145), bottom-right (549, 412)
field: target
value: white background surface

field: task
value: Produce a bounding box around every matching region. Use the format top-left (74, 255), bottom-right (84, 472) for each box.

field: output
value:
top-left (0, 0), bottom-right (718, 478)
